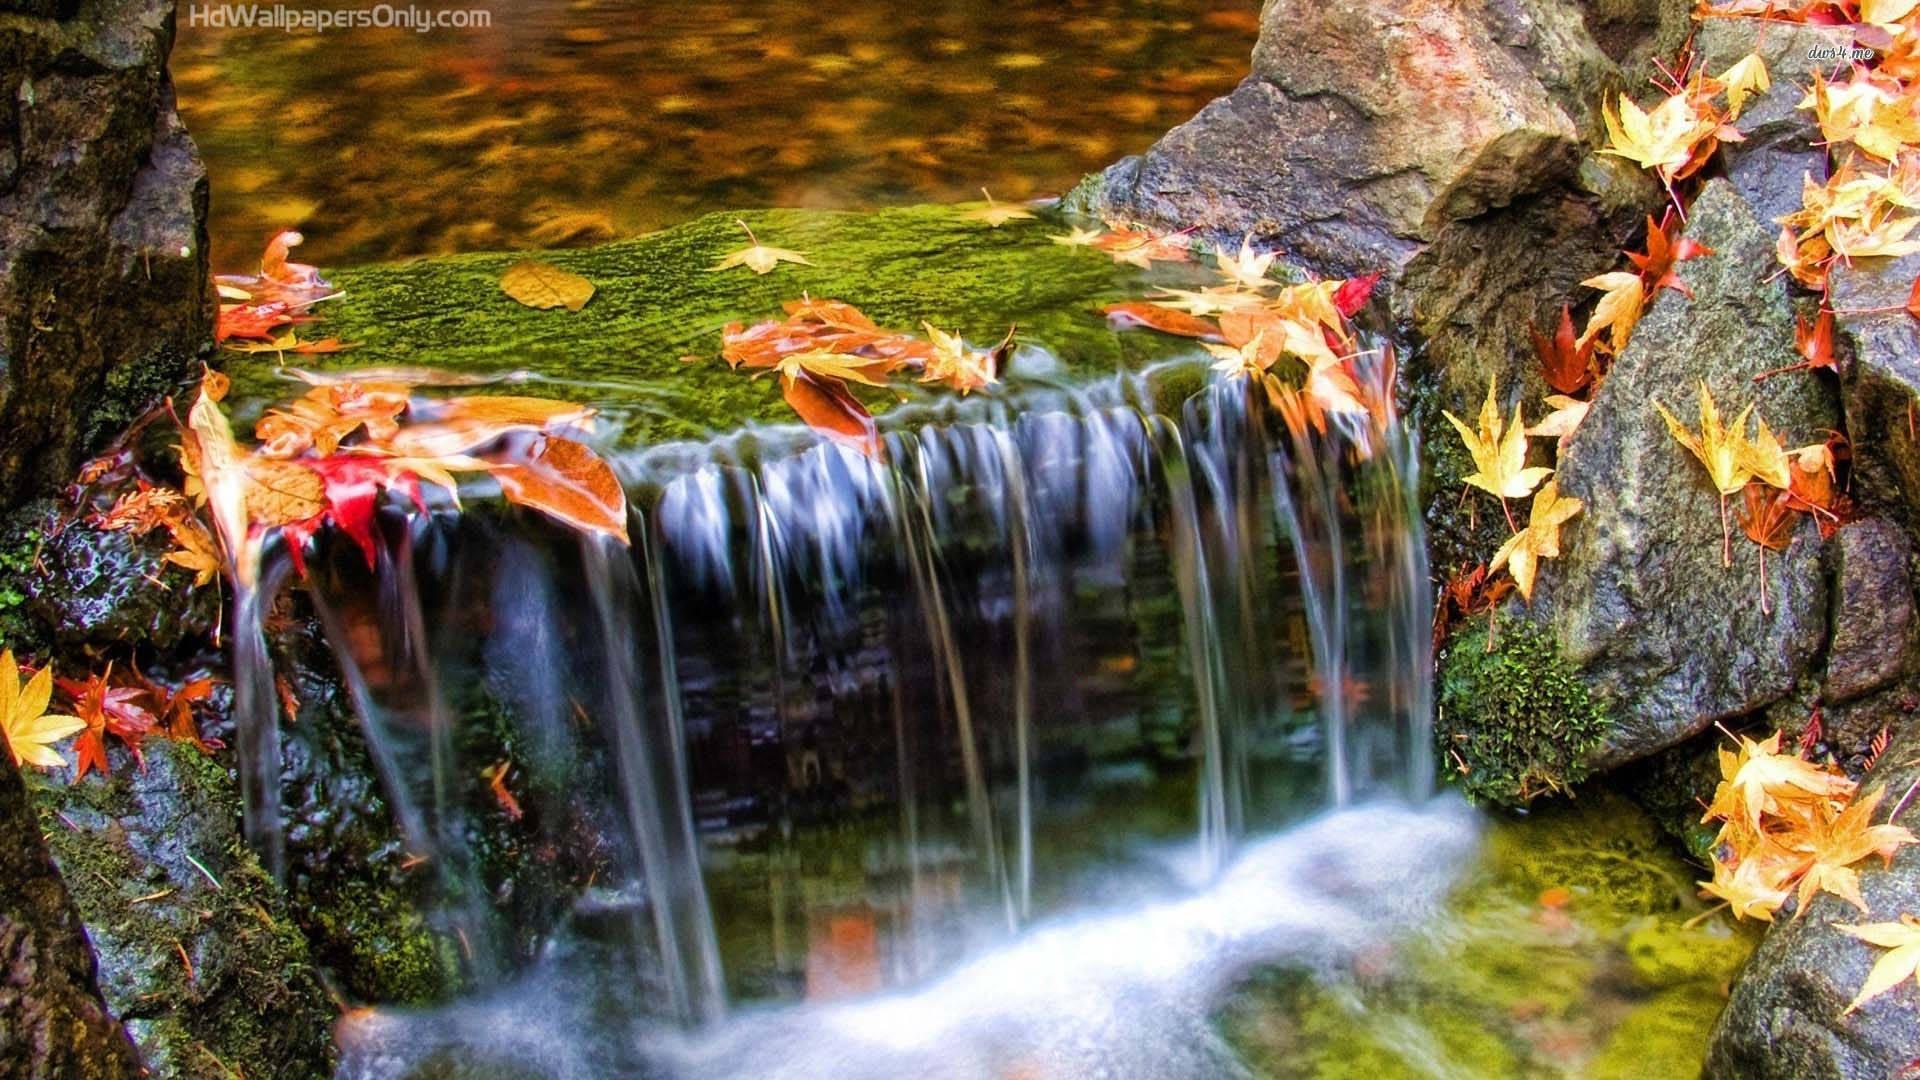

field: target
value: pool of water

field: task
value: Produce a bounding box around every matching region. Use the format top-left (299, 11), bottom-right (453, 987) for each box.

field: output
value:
top-left (174, 0), bottom-right (1259, 268)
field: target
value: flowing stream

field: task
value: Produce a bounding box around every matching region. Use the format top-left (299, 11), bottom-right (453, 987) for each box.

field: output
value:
top-left (219, 357), bottom-right (1479, 1075)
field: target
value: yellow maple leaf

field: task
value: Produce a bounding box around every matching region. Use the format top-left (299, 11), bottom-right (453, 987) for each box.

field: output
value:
top-left (1838, 914), bottom-right (1920, 1013)
top-left (1049, 226), bottom-right (1104, 248)
top-left (1720, 53), bottom-right (1771, 119)
top-left (919, 323), bottom-right (1000, 395)
top-left (1703, 730), bottom-right (1855, 834)
top-left (707, 219), bottom-right (813, 275)
top-left (1, 650), bottom-right (84, 770)
top-left (1491, 479), bottom-right (1584, 601)
top-left (1442, 378), bottom-right (1553, 501)
top-left (962, 189), bottom-right (1035, 227)
top-left (1579, 270), bottom-right (1646, 354)
top-left (1793, 787), bottom-right (1918, 917)
top-left (1739, 413), bottom-right (1794, 492)
top-left (1527, 394), bottom-right (1591, 455)
top-left (1601, 91), bottom-right (1719, 181)
top-left (1215, 235), bottom-right (1278, 291)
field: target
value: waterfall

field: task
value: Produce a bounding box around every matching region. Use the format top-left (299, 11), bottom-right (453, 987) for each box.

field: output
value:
top-left (231, 357), bottom-right (1437, 1035)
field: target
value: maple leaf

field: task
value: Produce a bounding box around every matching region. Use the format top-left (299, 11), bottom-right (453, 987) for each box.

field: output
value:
top-left (707, 219), bottom-right (813, 275)
top-left (491, 436), bottom-right (631, 545)
top-left (151, 675), bottom-right (222, 752)
top-left (1804, 69), bottom-right (1920, 163)
top-left (1103, 302), bottom-right (1224, 339)
top-left (1740, 413), bottom-right (1794, 491)
top-left (1092, 223), bottom-right (1193, 267)
top-left (1528, 394), bottom-right (1591, 455)
top-left (1701, 830), bottom-right (1800, 921)
top-left (1626, 210), bottom-right (1714, 299)
top-left (499, 260), bottom-right (595, 312)
top-left (1530, 304), bottom-right (1595, 396)
top-left (1432, 563), bottom-right (1515, 651)
top-left (1205, 331), bottom-right (1275, 378)
top-left (1737, 483), bottom-right (1800, 614)
top-left (1704, 731), bottom-right (1855, 835)
top-left (1720, 52), bottom-right (1771, 118)
top-left (1601, 89), bottom-right (1722, 182)
top-left (1793, 787), bottom-right (1917, 916)
top-left (1, 651), bottom-right (84, 770)
top-left (919, 323), bottom-right (1004, 395)
top-left (1442, 378), bottom-right (1553, 503)
top-left (780, 372), bottom-right (879, 457)
top-left (1579, 270), bottom-right (1646, 354)
top-left (1331, 272), bottom-right (1381, 318)
top-left (1049, 226), bottom-right (1104, 247)
top-left (962, 189), bottom-right (1034, 227)
top-left (163, 517), bottom-right (222, 588)
top-left (1491, 479), bottom-right (1583, 601)
top-left (1655, 383), bottom-right (1760, 563)
top-left (1215, 235), bottom-right (1277, 291)
top-left (1839, 914), bottom-right (1920, 1013)
top-left (482, 760), bottom-right (524, 821)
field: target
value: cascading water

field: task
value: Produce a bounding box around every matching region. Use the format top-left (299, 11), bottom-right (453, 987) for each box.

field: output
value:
top-left (226, 349), bottom-right (1471, 1078)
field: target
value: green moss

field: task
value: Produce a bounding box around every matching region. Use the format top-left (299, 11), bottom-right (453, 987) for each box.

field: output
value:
top-left (1219, 793), bottom-right (1760, 1078)
top-left (81, 338), bottom-right (200, 452)
top-left (0, 507), bottom-right (47, 655)
top-left (29, 743), bottom-right (336, 1079)
top-left (1436, 618), bottom-right (1610, 806)
top-left (219, 205), bottom-right (1209, 448)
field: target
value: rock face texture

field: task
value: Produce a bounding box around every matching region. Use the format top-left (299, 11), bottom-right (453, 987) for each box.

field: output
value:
top-left (1531, 179), bottom-right (1840, 767)
top-left (0, 762), bottom-right (143, 1079)
top-left (1065, 0), bottom-right (1683, 276)
top-left (1707, 723), bottom-right (1920, 1079)
top-left (0, 0), bottom-right (212, 509)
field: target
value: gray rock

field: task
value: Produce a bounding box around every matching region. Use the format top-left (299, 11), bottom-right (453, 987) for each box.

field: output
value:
top-left (1832, 251), bottom-right (1920, 535)
top-left (1707, 722), bottom-right (1920, 1079)
top-left (1694, 18), bottom-right (1851, 229)
top-left (1065, 0), bottom-right (1611, 275)
top-left (0, 761), bottom-right (142, 1079)
top-left (0, 0), bottom-right (212, 508)
top-left (1532, 179), bottom-right (1840, 767)
top-left (1825, 518), bottom-right (1920, 705)
top-left (31, 741), bottom-right (337, 1078)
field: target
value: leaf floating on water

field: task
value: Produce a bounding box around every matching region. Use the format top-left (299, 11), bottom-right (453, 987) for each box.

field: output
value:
top-left (500, 260), bottom-right (596, 312)
top-left (493, 436), bottom-right (630, 545)
top-left (707, 219), bottom-right (813, 275)
top-left (780, 372), bottom-right (881, 458)
top-left (1102, 301), bottom-right (1222, 340)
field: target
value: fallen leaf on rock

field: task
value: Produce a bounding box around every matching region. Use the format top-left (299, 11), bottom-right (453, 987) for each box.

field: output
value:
top-left (1, 651), bottom-right (84, 770)
top-left (500, 260), bottom-right (595, 311)
top-left (1839, 914), bottom-right (1920, 1012)
top-left (1491, 479), bottom-right (1582, 601)
top-left (1442, 378), bottom-right (1553, 503)
top-left (707, 219), bottom-right (813, 275)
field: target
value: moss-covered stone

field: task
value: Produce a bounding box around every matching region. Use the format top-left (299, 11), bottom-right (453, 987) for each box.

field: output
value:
top-left (1435, 618), bottom-right (1610, 805)
top-left (1218, 792), bottom-right (1759, 1078)
top-left (220, 205), bottom-right (1209, 449)
top-left (28, 742), bottom-right (336, 1079)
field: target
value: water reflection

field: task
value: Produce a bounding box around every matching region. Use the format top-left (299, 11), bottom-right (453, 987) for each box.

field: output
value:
top-left (174, 0), bottom-right (1259, 267)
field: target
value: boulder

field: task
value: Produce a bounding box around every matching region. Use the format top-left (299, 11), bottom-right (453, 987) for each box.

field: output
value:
top-left (1063, 0), bottom-right (1615, 275)
top-left (0, 761), bottom-right (142, 1079)
top-left (1707, 722), bottom-right (1920, 1078)
top-left (29, 741), bottom-right (337, 1078)
top-left (1824, 518), bottom-right (1920, 706)
top-left (1693, 18), bottom-right (1851, 230)
top-left (1531, 179), bottom-right (1840, 767)
top-left (0, 0), bottom-right (212, 508)
top-left (1832, 251), bottom-right (1920, 535)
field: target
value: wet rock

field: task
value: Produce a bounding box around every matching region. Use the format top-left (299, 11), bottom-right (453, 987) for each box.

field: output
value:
top-left (29, 741), bottom-right (336, 1079)
top-left (1825, 518), bottom-right (1920, 705)
top-left (1694, 18), bottom-right (1851, 229)
top-left (0, 0), bottom-right (212, 508)
top-left (0, 761), bottom-right (142, 1079)
top-left (2, 499), bottom-right (219, 660)
top-left (1707, 722), bottom-right (1920, 1079)
top-left (1063, 0), bottom-right (1619, 275)
top-left (1531, 179), bottom-right (1840, 767)
top-left (1832, 251), bottom-right (1920, 535)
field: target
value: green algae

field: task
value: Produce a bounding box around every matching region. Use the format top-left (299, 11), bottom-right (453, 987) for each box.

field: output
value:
top-left (1437, 619), bottom-right (1611, 806)
top-left (1217, 792), bottom-right (1758, 1079)
top-left (220, 205), bottom-right (1211, 450)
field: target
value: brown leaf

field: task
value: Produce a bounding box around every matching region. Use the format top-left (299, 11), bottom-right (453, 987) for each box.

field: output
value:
top-left (492, 436), bottom-right (629, 544)
top-left (780, 372), bottom-right (881, 457)
top-left (500, 260), bottom-right (595, 312)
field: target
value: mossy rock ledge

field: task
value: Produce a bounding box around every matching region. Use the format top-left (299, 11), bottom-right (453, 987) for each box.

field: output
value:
top-left (224, 204), bottom-right (1216, 452)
